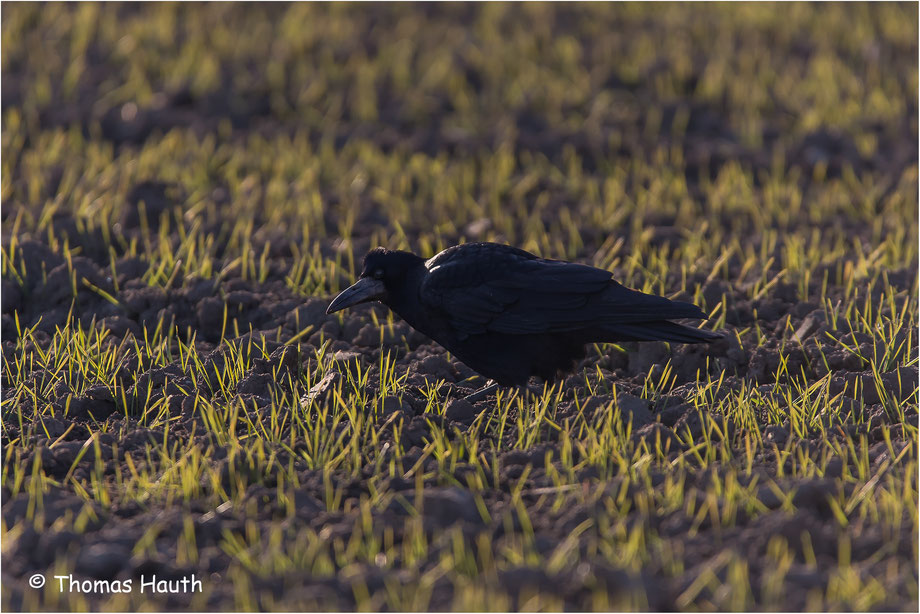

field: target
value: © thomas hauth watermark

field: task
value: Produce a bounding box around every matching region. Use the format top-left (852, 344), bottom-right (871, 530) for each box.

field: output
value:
top-left (29, 573), bottom-right (203, 594)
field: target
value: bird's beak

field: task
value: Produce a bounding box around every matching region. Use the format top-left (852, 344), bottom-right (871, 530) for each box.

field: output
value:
top-left (326, 277), bottom-right (386, 314)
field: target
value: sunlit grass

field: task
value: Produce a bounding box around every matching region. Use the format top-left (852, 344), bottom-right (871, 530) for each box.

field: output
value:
top-left (2, 1), bottom-right (918, 611)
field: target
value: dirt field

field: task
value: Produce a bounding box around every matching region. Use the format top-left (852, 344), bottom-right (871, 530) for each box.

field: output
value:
top-left (2, 3), bottom-right (918, 611)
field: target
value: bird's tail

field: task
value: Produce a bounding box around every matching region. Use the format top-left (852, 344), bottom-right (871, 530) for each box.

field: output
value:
top-left (600, 320), bottom-right (723, 344)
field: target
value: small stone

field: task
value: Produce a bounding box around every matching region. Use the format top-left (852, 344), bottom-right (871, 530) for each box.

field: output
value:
top-left (235, 372), bottom-right (274, 396)
top-left (445, 399), bottom-right (477, 423)
top-left (301, 371), bottom-right (341, 407)
top-left (631, 422), bottom-right (681, 452)
top-left (354, 324), bottom-right (380, 346)
top-left (196, 296), bottom-right (225, 339)
top-left (415, 355), bottom-right (457, 381)
top-left (464, 218), bottom-right (492, 238)
top-left (378, 395), bottom-right (411, 417)
top-left (52, 441), bottom-right (85, 466)
top-left (793, 310), bottom-right (827, 342)
top-left (701, 279), bottom-right (731, 310)
top-left (498, 566), bottom-right (550, 594)
top-left (97, 315), bottom-right (141, 339)
top-left (331, 351), bottom-right (364, 377)
top-left (285, 299), bottom-right (330, 330)
top-left (763, 425), bottom-right (789, 446)
top-left (76, 543), bottom-right (131, 579)
top-left (1, 278), bottom-right (21, 313)
top-left (35, 530), bottom-right (80, 566)
top-left (502, 449), bottom-right (531, 467)
top-left (292, 489), bottom-right (324, 517)
top-left (268, 345), bottom-right (302, 378)
top-left (33, 416), bottom-right (67, 439)
top-left (627, 342), bottom-right (668, 375)
top-left (616, 393), bottom-right (653, 428)
top-left (421, 487), bottom-right (482, 526)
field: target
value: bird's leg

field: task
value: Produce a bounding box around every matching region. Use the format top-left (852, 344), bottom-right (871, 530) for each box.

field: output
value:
top-left (463, 380), bottom-right (499, 403)
top-left (462, 379), bottom-right (546, 404)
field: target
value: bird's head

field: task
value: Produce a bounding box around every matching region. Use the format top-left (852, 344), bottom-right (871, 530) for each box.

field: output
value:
top-left (326, 248), bottom-right (423, 314)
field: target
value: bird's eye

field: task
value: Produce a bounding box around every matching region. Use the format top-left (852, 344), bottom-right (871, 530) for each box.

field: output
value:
top-left (373, 269), bottom-right (384, 280)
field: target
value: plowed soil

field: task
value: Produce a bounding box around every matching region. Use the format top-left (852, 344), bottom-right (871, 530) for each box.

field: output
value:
top-left (2, 3), bottom-right (918, 611)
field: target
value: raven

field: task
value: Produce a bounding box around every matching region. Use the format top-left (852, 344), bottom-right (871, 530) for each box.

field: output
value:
top-left (327, 243), bottom-right (720, 395)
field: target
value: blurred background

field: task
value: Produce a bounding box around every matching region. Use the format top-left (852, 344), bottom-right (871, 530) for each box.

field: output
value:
top-left (2, 2), bottom-right (916, 294)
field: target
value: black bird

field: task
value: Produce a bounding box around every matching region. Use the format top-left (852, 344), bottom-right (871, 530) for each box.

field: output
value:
top-left (327, 243), bottom-right (721, 399)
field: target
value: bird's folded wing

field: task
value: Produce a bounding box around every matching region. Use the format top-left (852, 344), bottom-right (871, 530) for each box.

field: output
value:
top-left (421, 256), bottom-right (706, 336)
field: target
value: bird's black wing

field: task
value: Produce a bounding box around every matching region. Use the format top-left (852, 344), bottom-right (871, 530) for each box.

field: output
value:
top-left (420, 243), bottom-right (707, 337)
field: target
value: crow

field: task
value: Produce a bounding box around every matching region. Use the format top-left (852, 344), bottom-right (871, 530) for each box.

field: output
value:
top-left (327, 242), bottom-right (721, 400)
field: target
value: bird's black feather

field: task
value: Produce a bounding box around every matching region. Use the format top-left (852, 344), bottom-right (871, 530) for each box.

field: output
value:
top-left (331, 242), bottom-right (722, 386)
top-left (421, 243), bottom-right (706, 336)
